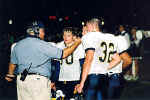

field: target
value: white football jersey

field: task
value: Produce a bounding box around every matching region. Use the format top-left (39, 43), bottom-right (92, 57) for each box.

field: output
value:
top-left (116, 35), bottom-right (130, 53)
top-left (108, 35), bottom-right (130, 74)
top-left (122, 32), bottom-right (131, 48)
top-left (82, 32), bottom-right (119, 75)
top-left (56, 41), bottom-right (85, 81)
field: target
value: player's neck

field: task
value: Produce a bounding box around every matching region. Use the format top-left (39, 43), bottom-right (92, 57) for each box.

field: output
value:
top-left (91, 28), bottom-right (100, 32)
top-left (65, 42), bottom-right (74, 47)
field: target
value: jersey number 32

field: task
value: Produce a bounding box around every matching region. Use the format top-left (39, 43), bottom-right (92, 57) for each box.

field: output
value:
top-left (99, 42), bottom-right (115, 63)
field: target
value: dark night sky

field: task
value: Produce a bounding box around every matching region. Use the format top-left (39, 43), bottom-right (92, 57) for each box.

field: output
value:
top-left (0, 0), bottom-right (149, 22)
top-left (0, 0), bottom-right (131, 15)
top-left (0, 0), bottom-right (149, 19)
top-left (1, 0), bottom-right (150, 33)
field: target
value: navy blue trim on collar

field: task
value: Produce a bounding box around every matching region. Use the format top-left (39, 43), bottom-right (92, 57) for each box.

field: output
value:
top-left (119, 49), bottom-right (129, 55)
top-left (112, 51), bottom-right (117, 54)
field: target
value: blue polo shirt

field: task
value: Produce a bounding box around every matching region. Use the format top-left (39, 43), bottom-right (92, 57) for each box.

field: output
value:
top-left (11, 37), bottom-right (63, 78)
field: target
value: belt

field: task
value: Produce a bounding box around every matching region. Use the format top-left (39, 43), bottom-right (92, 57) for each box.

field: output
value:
top-left (87, 74), bottom-right (108, 81)
top-left (88, 74), bottom-right (108, 79)
top-left (28, 73), bottom-right (48, 78)
top-left (108, 73), bottom-right (122, 78)
top-left (58, 80), bottom-right (80, 85)
top-left (89, 73), bottom-right (108, 76)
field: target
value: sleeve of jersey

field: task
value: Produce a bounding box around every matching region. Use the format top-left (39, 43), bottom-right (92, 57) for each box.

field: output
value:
top-left (55, 41), bottom-right (65, 49)
top-left (82, 35), bottom-right (96, 52)
top-left (10, 47), bottom-right (18, 64)
top-left (117, 36), bottom-right (130, 54)
top-left (11, 43), bottom-right (17, 52)
top-left (48, 42), bottom-right (57, 47)
top-left (41, 42), bottom-right (63, 59)
top-left (78, 44), bottom-right (85, 59)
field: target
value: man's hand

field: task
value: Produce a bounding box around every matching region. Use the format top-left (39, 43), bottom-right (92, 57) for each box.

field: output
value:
top-left (6, 63), bottom-right (16, 82)
top-left (75, 83), bottom-right (84, 93)
top-left (73, 37), bottom-right (81, 44)
top-left (50, 82), bottom-right (56, 91)
top-left (62, 37), bottom-right (81, 58)
top-left (107, 53), bottom-right (121, 70)
top-left (5, 74), bottom-right (15, 82)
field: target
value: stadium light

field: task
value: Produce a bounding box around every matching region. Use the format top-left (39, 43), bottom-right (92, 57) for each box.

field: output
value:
top-left (59, 18), bottom-right (63, 22)
top-left (64, 16), bottom-right (69, 20)
top-left (102, 21), bottom-right (104, 25)
top-left (8, 19), bottom-right (13, 25)
top-left (82, 21), bottom-right (85, 26)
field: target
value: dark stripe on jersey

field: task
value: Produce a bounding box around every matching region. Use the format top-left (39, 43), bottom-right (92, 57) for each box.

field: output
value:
top-left (119, 49), bottom-right (129, 55)
top-left (79, 58), bottom-right (85, 67)
top-left (112, 51), bottom-right (117, 54)
top-left (85, 48), bottom-right (95, 53)
top-left (60, 50), bottom-right (63, 59)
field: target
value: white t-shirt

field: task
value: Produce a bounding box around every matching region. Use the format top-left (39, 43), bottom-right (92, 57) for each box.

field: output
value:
top-left (56, 41), bottom-right (85, 81)
top-left (108, 35), bottom-right (130, 74)
top-left (82, 32), bottom-right (119, 75)
top-left (134, 30), bottom-right (143, 47)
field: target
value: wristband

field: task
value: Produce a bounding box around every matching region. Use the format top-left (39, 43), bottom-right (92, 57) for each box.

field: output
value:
top-left (6, 74), bottom-right (15, 78)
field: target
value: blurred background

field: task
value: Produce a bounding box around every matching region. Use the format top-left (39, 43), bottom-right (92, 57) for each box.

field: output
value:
top-left (0, 0), bottom-right (150, 100)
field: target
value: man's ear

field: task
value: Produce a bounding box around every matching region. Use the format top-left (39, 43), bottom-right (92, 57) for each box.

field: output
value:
top-left (73, 35), bottom-right (77, 41)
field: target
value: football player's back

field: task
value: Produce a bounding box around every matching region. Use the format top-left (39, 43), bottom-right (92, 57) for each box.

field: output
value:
top-left (76, 18), bottom-right (122, 100)
top-left (82, 31), bottom-right (118, 74)
top-left (94, 33), bottom-right (118, 73)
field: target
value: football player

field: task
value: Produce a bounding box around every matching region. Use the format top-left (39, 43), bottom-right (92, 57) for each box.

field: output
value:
top-left (52, 27), bottom-right (85, 100)
top-left (124, 27), bottom-right (143, 81)
top-left (75, 18), bottom-right (121, 100)
top-left (107, 34), bottom-right (132, 99)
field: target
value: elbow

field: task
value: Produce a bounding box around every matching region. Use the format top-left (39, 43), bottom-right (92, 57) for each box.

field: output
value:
top-left (127, 56), bottom-right (132, 65)
top-left (123, 56), bottom-right (132, 69)
top-left (121, 52), bottom-right (132, 66)
top-left (117, 56), bottom-right (121, 64)
top-left (125, 55), bottom-right (132, 66)
top-left (115, 53), bottom-right (121, 64)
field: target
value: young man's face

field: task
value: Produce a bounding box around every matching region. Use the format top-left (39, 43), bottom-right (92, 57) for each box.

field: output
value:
top-left (86, 23), bottom-right (93, 32)
top-left (119, 26), bottom-right (124, 32)
top-left (39, 28), bottom-right (45, 40)
top-left (82, 26), bottom-right (88, 36)
top-left (131, 28), bottom-right (136, 35)
top-left (63, 31), bottom-right (74, 44)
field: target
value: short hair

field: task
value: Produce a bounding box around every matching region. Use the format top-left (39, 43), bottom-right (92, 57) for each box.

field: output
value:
top-left (131, 26), bottom-right (137, 30)
top-left (119, 25), bottom-right (126, 28)
top-left (63, 27), bottom-right (73, 33)
top-left (86, 18), bottom-right (102, 29)
top-left (87, 18), bottom-right (101, 25)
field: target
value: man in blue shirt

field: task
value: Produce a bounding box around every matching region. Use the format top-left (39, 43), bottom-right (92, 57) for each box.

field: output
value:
top-left (5, 21), bottom-right (81, 100)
